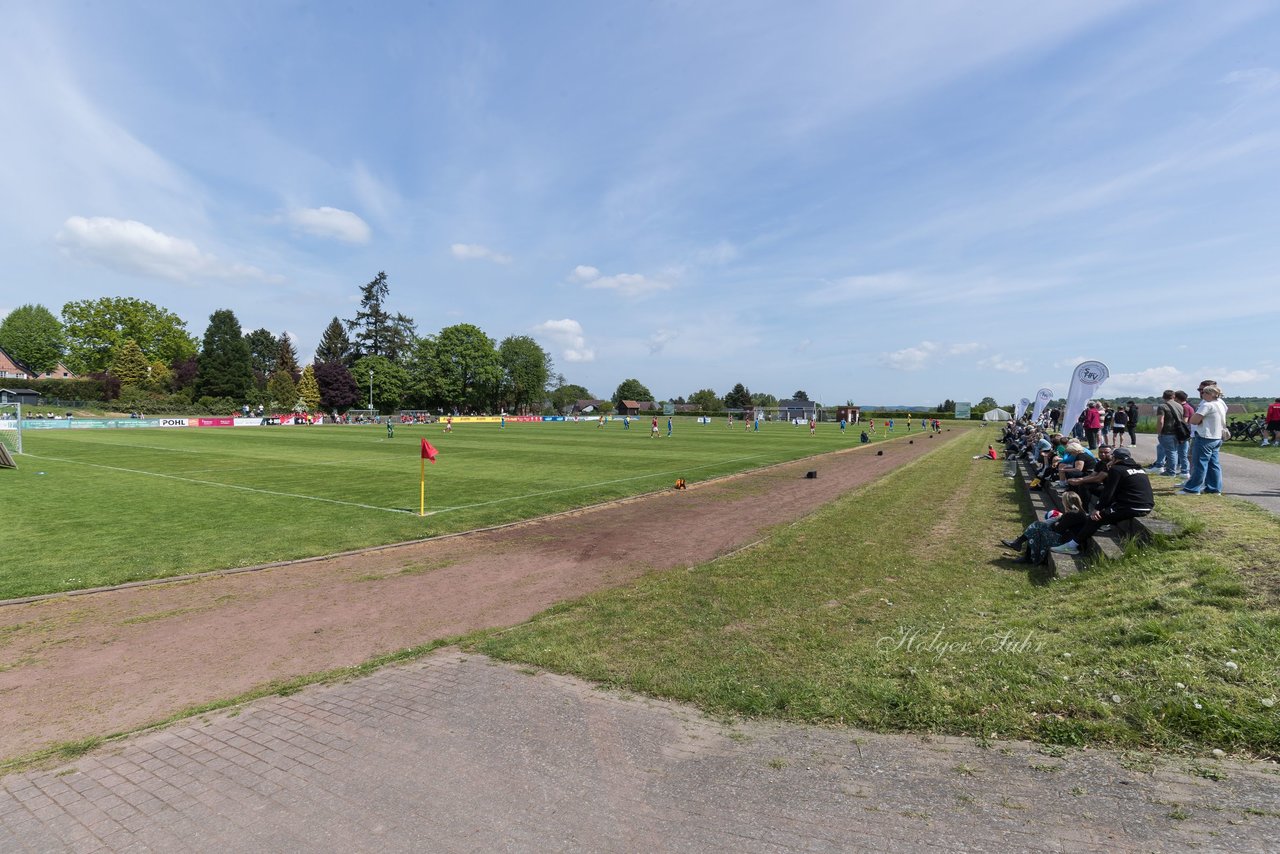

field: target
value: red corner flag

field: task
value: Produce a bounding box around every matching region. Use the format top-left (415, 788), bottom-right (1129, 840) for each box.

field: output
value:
top-left (421, 438), bottom-right (438, 462)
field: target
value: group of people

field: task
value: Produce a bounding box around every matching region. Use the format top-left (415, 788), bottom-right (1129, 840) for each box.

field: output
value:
top-left (1001, 422), bottom-right (1154, 562)
top-left (998, 379), bottom-right (1240, 563)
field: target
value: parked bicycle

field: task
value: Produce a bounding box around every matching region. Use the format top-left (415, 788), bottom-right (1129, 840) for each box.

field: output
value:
top-left (1226, 415), bottom-right (1264, 442)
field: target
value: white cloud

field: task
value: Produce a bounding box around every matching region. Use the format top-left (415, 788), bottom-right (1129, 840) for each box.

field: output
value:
top-left (568, 265), bottom-right (673, 297)
top-left (949, 342), bottom-right (984, 355)
top-left (534, 318), bottom-right (594, 363)
top-left (978, 355), bottom-right (1028, 373)
top-left (56, 216), bottom-right (273, 283)
top-left (882, 341), bottom-right (939, 371)
top-left (648, 329), bottom-right (677, 355)
top-left (287, 207), bottom-right (371, 244)
top-left (451, 243), bottom-right (512, 264)
top-left (569, 265), bottom-right (600, 282)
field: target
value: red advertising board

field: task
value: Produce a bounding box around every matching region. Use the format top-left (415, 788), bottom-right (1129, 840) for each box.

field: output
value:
top-left (196, 417), bottom-right (235, 427)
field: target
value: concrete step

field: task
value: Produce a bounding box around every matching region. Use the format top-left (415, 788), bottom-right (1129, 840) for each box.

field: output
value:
top-left (1091, 531), bottom-right (1125, 561)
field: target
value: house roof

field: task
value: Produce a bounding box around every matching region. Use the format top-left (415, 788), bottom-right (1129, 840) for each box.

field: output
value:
top-left (620, 400), bottom-right (640, 409)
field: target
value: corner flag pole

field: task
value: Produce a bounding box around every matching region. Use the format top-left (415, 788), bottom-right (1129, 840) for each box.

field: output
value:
top-left (419, 438), bottom-right (437, 517)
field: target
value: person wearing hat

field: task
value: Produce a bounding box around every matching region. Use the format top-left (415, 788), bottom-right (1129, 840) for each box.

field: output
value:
top-left (1051, 446), bottom-right (1154, 556)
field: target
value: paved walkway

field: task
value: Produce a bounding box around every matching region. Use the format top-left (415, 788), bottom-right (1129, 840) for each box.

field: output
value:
top-left (1220, 451), bottom-right (1280, 515)
top-left (4, 650), bottom-right (1277, 853)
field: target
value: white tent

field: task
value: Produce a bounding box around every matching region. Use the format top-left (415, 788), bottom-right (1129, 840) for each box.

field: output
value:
top-left (982, 408), bottom-right (1012, 421)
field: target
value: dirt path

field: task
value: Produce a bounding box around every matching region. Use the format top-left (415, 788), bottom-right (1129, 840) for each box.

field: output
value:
top-left (0, 432), bottom-right (959, 762)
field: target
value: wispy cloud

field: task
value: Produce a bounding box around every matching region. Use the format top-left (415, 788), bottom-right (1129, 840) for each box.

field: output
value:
top-left (56, 216), bottom-right (274, 283)
top-left (287, 207), bottom-right (371, 244)
top-left (648, 328), bottom-right (677, 355)
top-left (534, 318), bottom-right (594, 363)
top-left (883, 341), bottom-right (994, 371)
top-left (1222, 67), bottom-right (1280, 94)
top-left (451, 243), bottom-right (512, 264)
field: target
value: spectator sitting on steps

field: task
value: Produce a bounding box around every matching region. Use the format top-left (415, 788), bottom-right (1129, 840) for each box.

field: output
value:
top-left (1050, 447), bottom-right (1154, 556)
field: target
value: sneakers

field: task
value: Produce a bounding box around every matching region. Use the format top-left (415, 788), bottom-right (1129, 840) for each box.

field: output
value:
top-left (1177, 488), bottom-right (1201, 495)
top-left (1000, 538), bottom-right (1022, 549)
top-left (1052, 481), bottom-right (1068, 489)
top-left (1050, 543), bottom-right (1080, 555)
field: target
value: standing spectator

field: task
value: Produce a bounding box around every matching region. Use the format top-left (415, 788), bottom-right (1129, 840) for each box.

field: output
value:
top-left (1180, 384), bottom-right (1229, 495)
top-left (1125, 401), bottom-right (1139, 446)
top-left (1111, 404), bottom-right (1128, 447)
top-left (1100, 404), bottom-right (1114, 445)
top-left (1264, 398), bottom-right (1280, 447)
top-left (1174, 390), bottom-right (1195, 478)
top-left (1083, 401), bottom-right (1103, 449)
top-left (1154, 390), bottom-right (1183, 477)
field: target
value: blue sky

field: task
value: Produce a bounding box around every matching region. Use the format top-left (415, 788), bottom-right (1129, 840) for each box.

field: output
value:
top-left (2, 1), bottom-right (1278, 405)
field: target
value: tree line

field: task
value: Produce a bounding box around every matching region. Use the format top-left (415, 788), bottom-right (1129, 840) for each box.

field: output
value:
top-left (0, 274), bottom-right (821, 415)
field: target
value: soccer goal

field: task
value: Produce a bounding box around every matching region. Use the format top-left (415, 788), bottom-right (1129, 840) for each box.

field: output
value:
top-left (0, 402), bottom-right (20, 468)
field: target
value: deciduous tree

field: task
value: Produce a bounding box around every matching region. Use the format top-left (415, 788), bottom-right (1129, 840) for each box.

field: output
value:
top-left (689, 388), bottom-right (721, 411)
top-left (315, 361), bottom-right (361, 412)
top-left (498, 335), bottom-right (552, 413)
top-left (62, 297), bottom-right (196, 374)
top-left (612, 378), bottom-right (653, 408)
top-left (0, 304), bottom-right (66, 374)
top-left (431, 324), bottom-right (501, 410)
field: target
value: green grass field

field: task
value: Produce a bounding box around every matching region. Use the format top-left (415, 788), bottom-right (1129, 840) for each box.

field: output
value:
top-left (7, 417), bottom-right (919, 600)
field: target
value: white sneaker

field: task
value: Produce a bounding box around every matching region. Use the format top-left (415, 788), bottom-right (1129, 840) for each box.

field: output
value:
top-left (1050, 543), bottom-right (1080, 555)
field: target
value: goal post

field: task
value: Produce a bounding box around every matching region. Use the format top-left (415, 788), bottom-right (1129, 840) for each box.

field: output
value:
top-left (0, 402), bottom-right (20, 468)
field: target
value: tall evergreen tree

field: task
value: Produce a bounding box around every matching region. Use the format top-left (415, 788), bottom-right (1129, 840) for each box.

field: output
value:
top-left (196, 310), bottom-right (253, 400)
top-left (296, 365), bottom-right (322, 411)
top-left (315, 317), bottom-right (353, 366)
top-left (110, 339), bottom-right (151, 386)
top-left (347, 271), bottom-right (392, 358)
top-left (276, 332), bottom-right (300, 381)
top-left (243, 328), bottom-right (278, 378)
top-left (724, 382), bottom-right (752, 409)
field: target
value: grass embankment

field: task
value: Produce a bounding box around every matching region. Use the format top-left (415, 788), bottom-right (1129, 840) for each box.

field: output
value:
top-left (476, 430), bottom-right (1280, 756)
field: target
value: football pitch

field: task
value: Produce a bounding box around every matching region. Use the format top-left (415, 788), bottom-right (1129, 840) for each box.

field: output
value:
top-left (8, 418), bottom-right (918, 600)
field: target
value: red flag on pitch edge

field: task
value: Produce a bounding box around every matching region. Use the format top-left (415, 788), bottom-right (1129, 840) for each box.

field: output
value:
top-left (421, 438), bottom-right (438, 463)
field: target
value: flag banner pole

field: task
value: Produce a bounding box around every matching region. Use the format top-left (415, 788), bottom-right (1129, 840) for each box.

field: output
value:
top-left (420, 456), bottom-right (426, 516)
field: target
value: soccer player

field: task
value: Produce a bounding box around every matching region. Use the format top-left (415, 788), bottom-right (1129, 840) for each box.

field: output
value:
top-left (651, 416), bottom-right (659, 438)
top-left (444, 415), bottom-right (453, 433)
top-left (809, 417), bottom-right (816, 436)
top-left (387, 421), bottom-right (394, 438)
top-left (839, 417), bottom-right (846, 434)
top-left (667, 416), bottom-right (673, 437)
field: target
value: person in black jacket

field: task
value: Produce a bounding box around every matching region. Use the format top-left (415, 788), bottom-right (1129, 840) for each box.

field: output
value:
top-left (1050, 447), bottom-right (1154, 556)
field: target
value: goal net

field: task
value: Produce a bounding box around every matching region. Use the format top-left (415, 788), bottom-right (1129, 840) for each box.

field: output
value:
top-left (0, 403), bottom-right (20, 467)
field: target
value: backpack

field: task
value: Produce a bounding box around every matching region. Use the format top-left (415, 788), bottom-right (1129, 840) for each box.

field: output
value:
top-left (1166, 402), bottom-right (1190, 442)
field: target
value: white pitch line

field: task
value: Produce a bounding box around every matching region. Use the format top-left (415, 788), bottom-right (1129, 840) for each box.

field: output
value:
top-left (24, 454), bottom-right (412, 515)
top-left (427, 453), bottom-right (769, 516)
